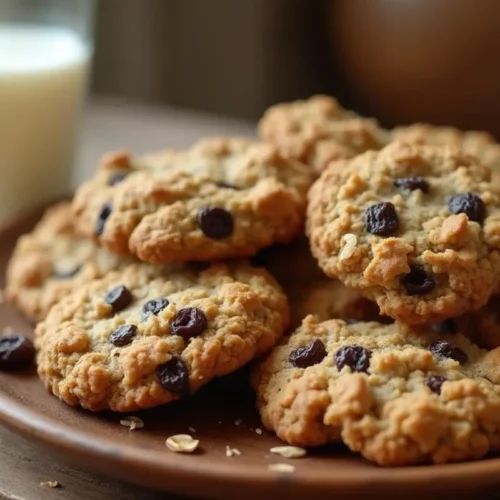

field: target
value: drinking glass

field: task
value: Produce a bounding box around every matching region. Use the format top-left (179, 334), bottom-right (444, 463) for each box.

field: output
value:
top-left (0, 0), bottom-right (95, 219)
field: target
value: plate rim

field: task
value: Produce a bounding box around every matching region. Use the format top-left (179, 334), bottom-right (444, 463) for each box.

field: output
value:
top-left (3, 384), bottom-right (500, 499)
top-left (2, 204), bottom-right (500, 499)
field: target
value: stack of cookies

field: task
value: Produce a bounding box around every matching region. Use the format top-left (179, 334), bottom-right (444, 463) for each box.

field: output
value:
top-left (253, 96), bottom-right (500, 466)
top-left (6, 138), bottom-right (313, 411)
top-left (6, 95), bottom-right (500, 467)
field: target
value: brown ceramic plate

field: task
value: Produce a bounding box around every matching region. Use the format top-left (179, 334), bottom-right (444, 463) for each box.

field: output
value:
top-left (1, 205), bottom-right (500, 500)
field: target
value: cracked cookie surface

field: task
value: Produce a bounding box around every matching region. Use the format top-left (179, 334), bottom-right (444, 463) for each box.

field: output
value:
top-left (72, 138), bottom-right (313, 264)
top-left (36, 261), bottom-right (288, 411)
top-left (307, 141), bottom-right (500, 324)
top-left (392, 123), bottom-right (500, 177)
top-left (6, 202), bottom-right (130, 321)
top-left (252, 315), bottom-right (500, 465)
top-left (258, 95), bottom-right (388, 175)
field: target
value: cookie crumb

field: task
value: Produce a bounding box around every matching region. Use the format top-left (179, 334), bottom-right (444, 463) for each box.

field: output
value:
top-left (120, 416), bottom-right (144, 431)
top-left (234, 418), bottom-right (243, 426)
top-left (339, 233), bottom-right (357, 261)
top-left (255, 428), bottom-right (263, 435)
top-left (268, 463), bottom-right (295, 473)
top-left (166, 434), bottom-right (199, 453)
top-left (40, 481), bottom-right (59, 488)
top-left (188, 426), bottom-right (196, 433)
top-left (270, 446), bottom-right (307, 458)
top-left (226, 446), bottom-right (241, 457)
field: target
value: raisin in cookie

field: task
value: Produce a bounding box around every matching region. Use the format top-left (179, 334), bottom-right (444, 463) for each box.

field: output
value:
top-left (392, 123), bottom-right (500, 177)
top-left (307, 141), bottom-right (500, 324)
top-left (258, 95), bottom-right (389, 175)
top-left (254, 238), bottom-right (385, 329)
top-left (36, 261), bottom-right (288, 411)
top-left (72, 138), bottom-right (313, 264)
top-left (6, 202), bottom-right (130, 321)
top-left (252, 315), bottom-right (500, 465)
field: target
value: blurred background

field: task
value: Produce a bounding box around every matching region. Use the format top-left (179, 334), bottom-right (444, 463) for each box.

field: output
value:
top-left (4, 0), bottom-right (500, 218)
top-left (92, 0), bottom-right (500, 136)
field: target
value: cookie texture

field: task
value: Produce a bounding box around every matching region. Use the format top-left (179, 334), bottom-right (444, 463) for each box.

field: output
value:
top-left (253, 315), bottom-right (500, 465)
top-left (258, 95), bottom-right (388, 175)
top-left (36, 261), bottom-right (289, 411)
top-left (307, 141), bottom-right (500, 324)
top-left (392, 123), bottom-right (500, 177)
top-left (6, 202), bottom-right (129, 321)
top-left (254, 238), bottom-right (386, 329)
top-left (72, 138), bottom-right (313, 264)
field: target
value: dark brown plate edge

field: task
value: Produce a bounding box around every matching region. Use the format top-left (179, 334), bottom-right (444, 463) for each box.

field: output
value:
top-left (1, 204), bottom-right (500, 499)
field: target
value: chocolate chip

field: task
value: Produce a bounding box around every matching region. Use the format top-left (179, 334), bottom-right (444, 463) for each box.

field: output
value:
top-left (429, 340), bottom-right (468, 364)
top-left (335, 344), bottom-right (372, 373)
top-left (109, 325), bottom-right (137, 346)
top-left (96, 203), bottom-right (113, 236)
top-left (170, 307), bottom-right (208, 340)
top-left (216, 181), bottom-right (240, 190)
top-left (104, 285), bottom-right (133, 313)
top-left (142, 298), bottom-right (169, 321)
top-left (53, 267), bottom-right (80, 279)
top-left (108, 172), bottom-right (129, 186)
top-left (425, 375), bottom-right (447, 395)
top-left (289, 339), bottom-right (327, 368)
top-left (401, 265), bottom-right (435, 295)
top-left (431, 319), bottom-right (458, 335)
top-left (394, 177), bottom-right (430, 193)
top-left (197, 207), bottom-right (234, 239)
top-left (364, 202), bottom-right (399, 236)
top-left (0, 335), bottom-right (35, 370)
top-left (448, 192), bottom-right (485, 223)
top-left (157, 356), bottom-right (189, 394)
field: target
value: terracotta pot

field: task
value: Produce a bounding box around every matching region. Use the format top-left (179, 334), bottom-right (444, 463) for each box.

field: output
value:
top-left (329, 0), bottom-right (500, 136)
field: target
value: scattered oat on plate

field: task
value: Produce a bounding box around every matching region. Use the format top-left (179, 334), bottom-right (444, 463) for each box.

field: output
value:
top-left (120, 416), bottom-right (144, 431)
top-left (226, 446), bottom-right (241, 457)
top-left (40, 481), bottom-right (60, 488)
top-left (270, 446), bottom-right (307, 458)
top-left (166, 434), bottom-right (199, 453)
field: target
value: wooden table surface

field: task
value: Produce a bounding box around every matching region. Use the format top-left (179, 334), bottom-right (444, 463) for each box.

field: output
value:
top-left (0, 99), bottom-right (254, 500)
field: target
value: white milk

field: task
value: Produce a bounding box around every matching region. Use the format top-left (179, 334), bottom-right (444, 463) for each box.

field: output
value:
top-left (0, 24), bottom-right (90, 219)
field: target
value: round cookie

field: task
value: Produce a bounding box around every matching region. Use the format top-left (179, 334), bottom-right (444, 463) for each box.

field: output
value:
top-left (253, 237), bottom-right (386, 329)
top-left (392, 123), bottom-right (500, 177)
top-left (307, 141), bottom-right (500, 324)
top-left (252, 315), bottom-right (500, 465)
top-left (258, 95), bottom-right (389, 175)
top-left (72, 138), bottom-right (313, 264)
top-left (6, 202), bottom-right (130, 321)
top-left (36, 261), bottom-right (289, 412)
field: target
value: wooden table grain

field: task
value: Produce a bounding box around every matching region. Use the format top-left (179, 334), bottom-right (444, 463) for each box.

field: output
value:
top-left (0, 427), bottom-right (183, 500)
top-left (0, 99), bottom-right (254, 500)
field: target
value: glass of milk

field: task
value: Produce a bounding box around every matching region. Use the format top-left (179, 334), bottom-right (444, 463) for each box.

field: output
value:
top-left (0, 0), bottom-right (94, 220)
